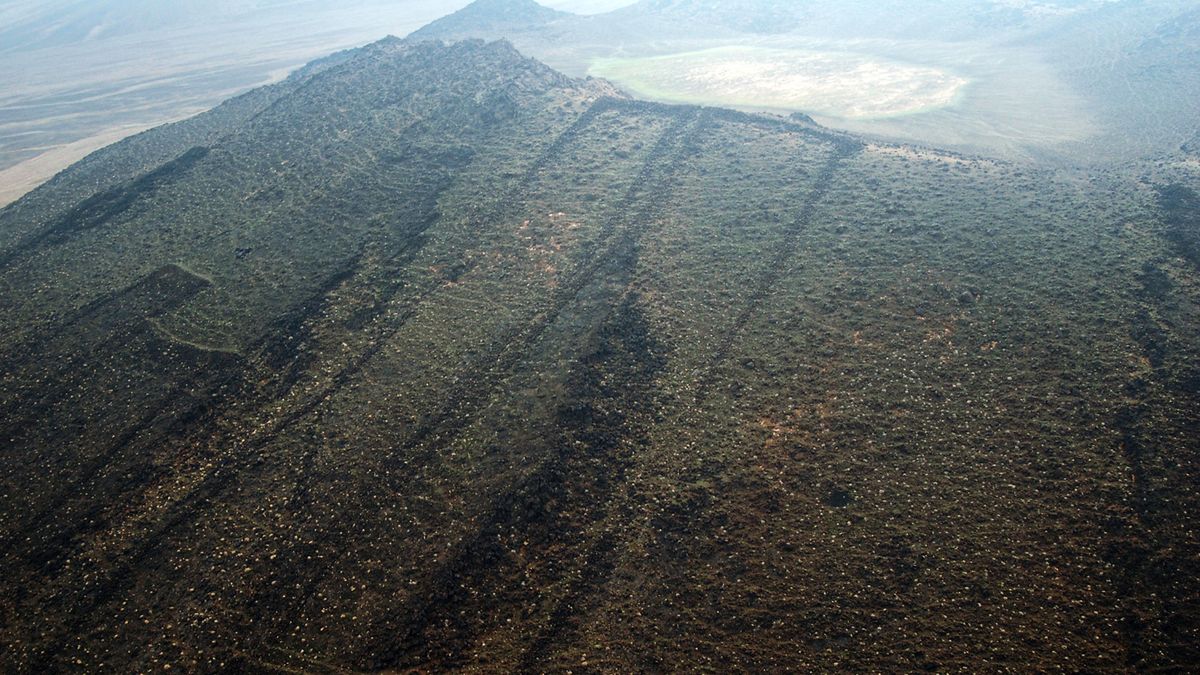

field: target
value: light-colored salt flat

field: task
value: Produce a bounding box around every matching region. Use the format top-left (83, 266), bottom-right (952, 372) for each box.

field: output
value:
top-left (590, 46), bottom-right (969, 119)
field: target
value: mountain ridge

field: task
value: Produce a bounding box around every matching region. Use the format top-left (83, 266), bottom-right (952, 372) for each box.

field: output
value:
top-left (411, 0), bottom-right (571, 42)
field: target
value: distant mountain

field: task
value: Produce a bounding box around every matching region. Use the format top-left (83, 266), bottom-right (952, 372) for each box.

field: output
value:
top-left (614, 0), bottom-right (808, 34)
top-left (409, 0), bottom-right (1194, 48)
top-left (609, 0), bottom-right (1064, 38)
top-left (411, 0), bottom-right (569, 41)
top-left (0, 0), bottom-right (294, 52)
top-left (561, 0), bottom-right (1191, 41)
top-left (550, 0), bottom-right (635, 13)
top-left (1, 36), bottom-right (1198, 672)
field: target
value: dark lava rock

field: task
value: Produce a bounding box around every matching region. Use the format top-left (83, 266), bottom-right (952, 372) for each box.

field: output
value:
top-left (825, 487), bottom-right (854, 508)
top-left (789, 111), bottom-right (818, 126)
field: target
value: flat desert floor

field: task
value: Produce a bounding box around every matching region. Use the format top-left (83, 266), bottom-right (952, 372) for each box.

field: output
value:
top-left (586, 37), bottom-right (1101, 163)
top-left (589, 46), bottom-right (969, 119)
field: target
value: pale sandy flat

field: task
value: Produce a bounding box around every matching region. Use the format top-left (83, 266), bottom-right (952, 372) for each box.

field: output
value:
top-left (0, 123), bottom-right (166, 207)
top-left (590, 46), bottom-right (969, 120)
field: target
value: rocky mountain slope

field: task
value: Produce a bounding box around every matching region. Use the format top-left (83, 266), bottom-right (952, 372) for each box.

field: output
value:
top-left (0, 37), bottom-right (1198, 672)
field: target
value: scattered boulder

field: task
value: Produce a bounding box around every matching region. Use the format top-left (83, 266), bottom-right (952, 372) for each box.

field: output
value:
top-left (825, 487), bottom-right (854, 508)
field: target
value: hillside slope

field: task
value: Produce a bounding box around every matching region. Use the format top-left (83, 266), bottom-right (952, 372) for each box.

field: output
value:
top-left (0, 38), bottom-right (1198, 672)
